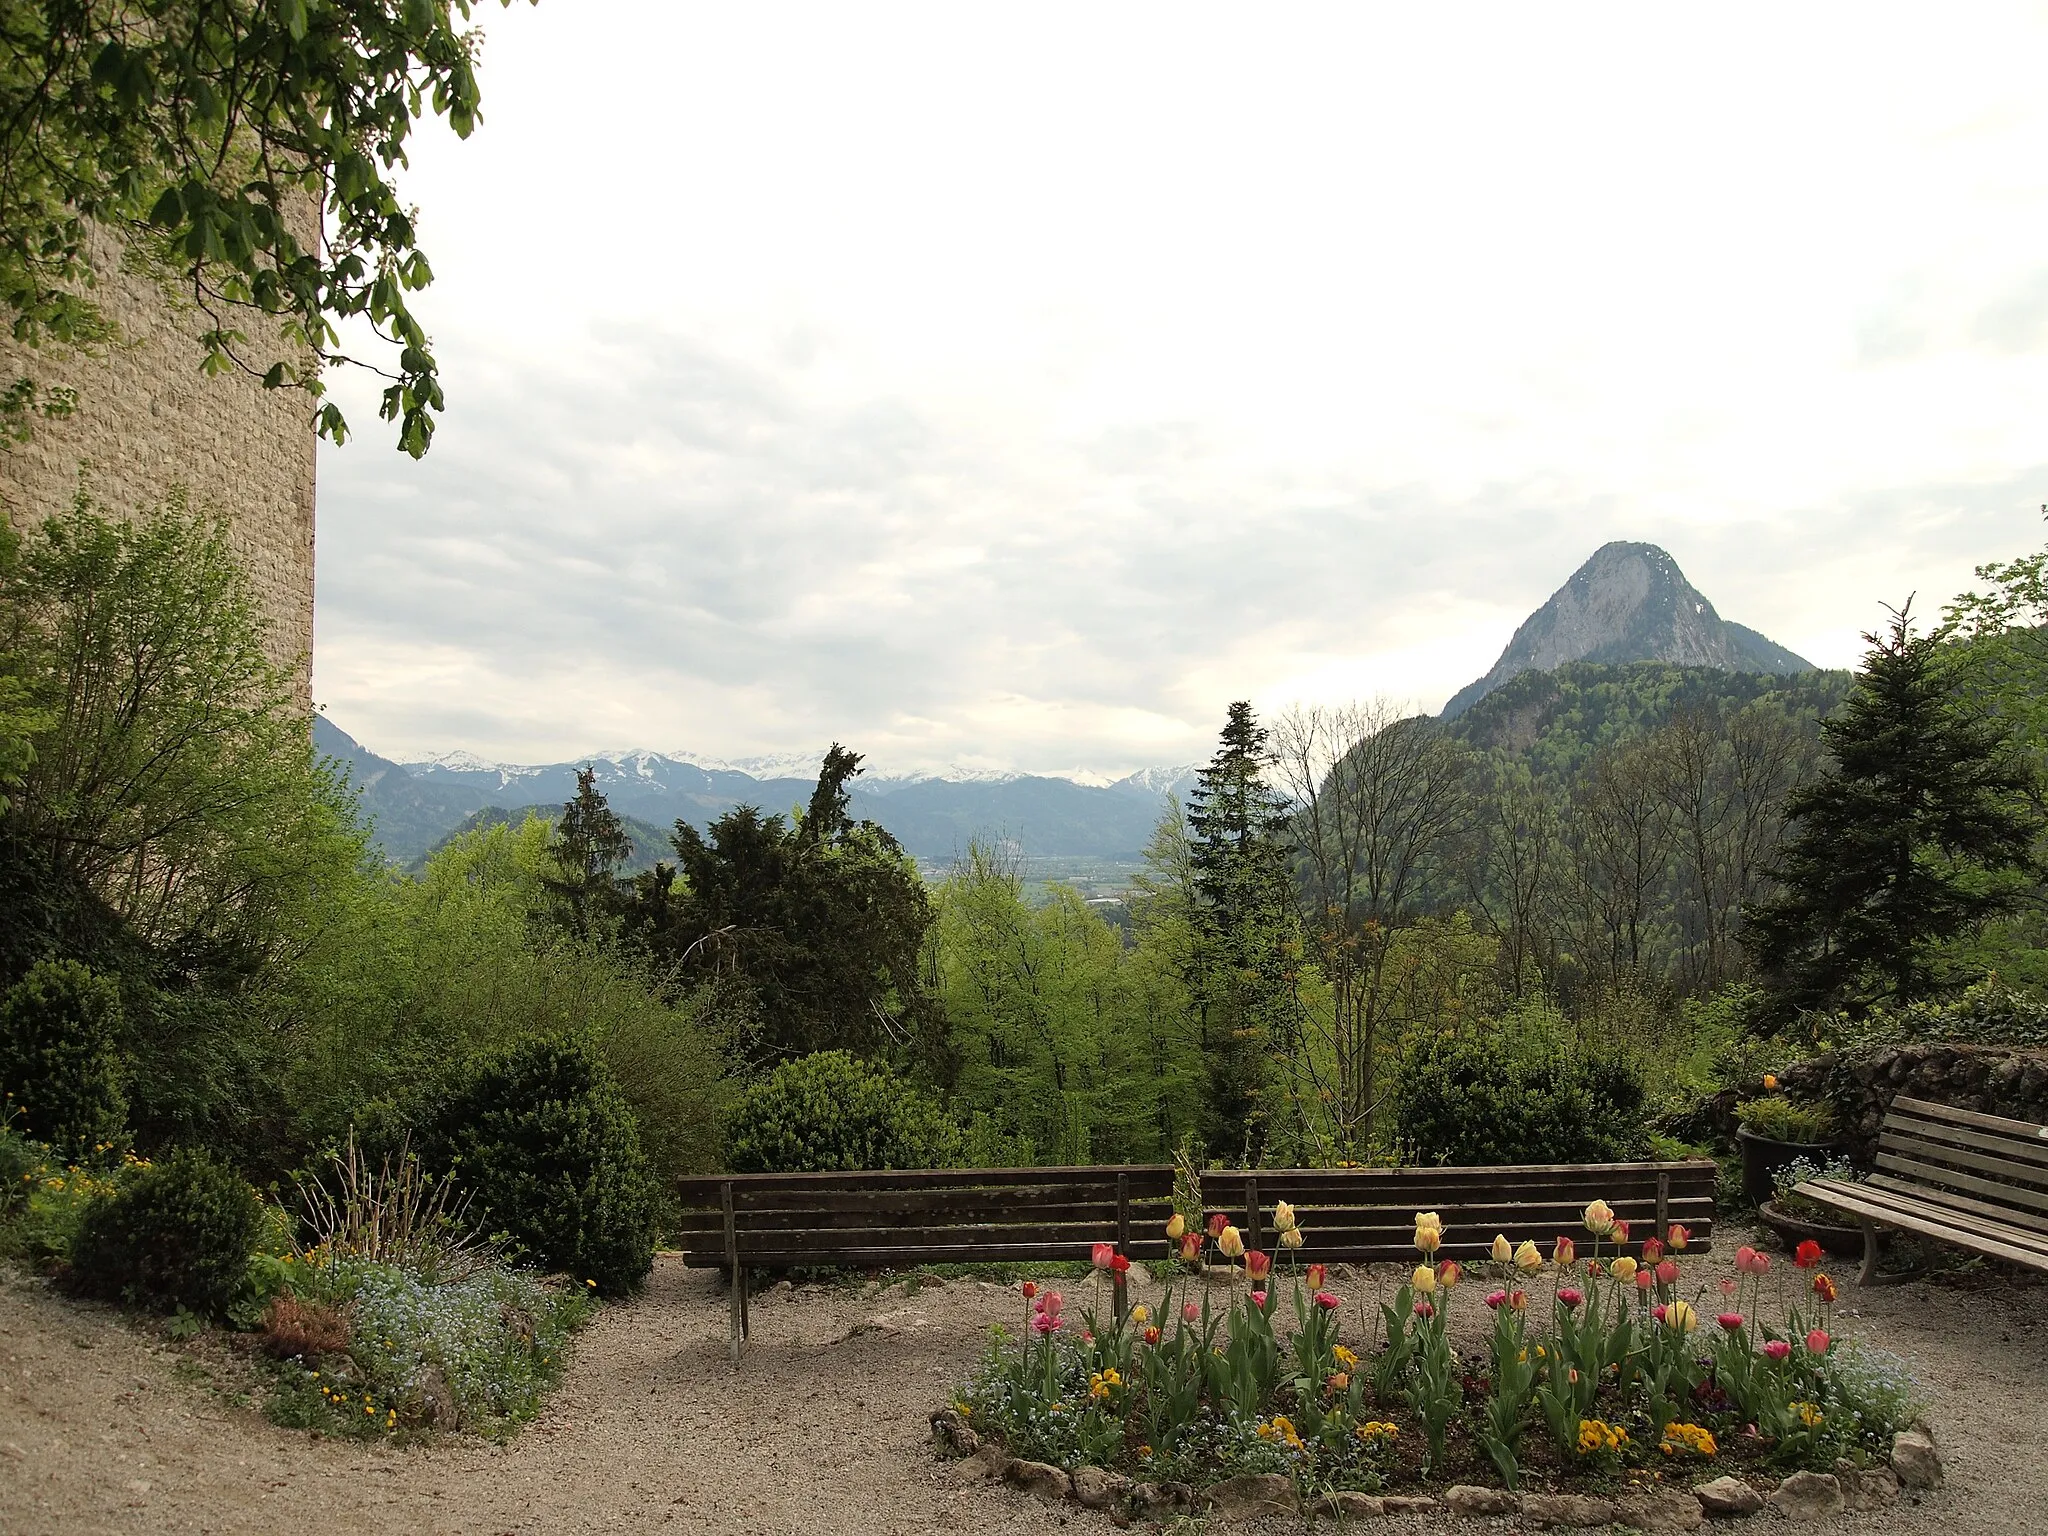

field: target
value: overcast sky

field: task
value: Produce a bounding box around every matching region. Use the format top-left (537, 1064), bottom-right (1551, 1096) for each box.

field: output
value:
top-left (313, 2), bottom-right (2048, 775)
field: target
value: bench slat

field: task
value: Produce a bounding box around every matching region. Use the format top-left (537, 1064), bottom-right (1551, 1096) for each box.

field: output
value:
top-left (1879, 1128), bottom-right (2048, 1195)
top-left (1838, 1179), bottom-right (2048, 1253)
top-left (1883, 1114), bottom-right (2048, 1177)
top-left (1876, 1149), bottom-right (2048, 1217)
top-left (1863, 1174), bottom-right (2048, 1239)
top-left (1791, 1180), bottom-right (2048, 1273)
top-left (1891, 1096), bottom-right (2048, 1144)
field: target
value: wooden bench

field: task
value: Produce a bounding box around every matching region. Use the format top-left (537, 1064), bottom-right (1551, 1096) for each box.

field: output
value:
top-left (675, 1158), bottom-right (1717, 1359)
top-left (1794, 1095), bottom-right (2048, 1284)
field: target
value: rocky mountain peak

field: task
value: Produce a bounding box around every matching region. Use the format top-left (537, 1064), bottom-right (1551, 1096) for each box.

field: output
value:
top-left (1440, 541), bottom-right (1811, 719)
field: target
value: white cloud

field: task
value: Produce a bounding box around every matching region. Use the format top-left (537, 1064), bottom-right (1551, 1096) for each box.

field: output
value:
top-left (313, 0), bottom-right (2048, 771)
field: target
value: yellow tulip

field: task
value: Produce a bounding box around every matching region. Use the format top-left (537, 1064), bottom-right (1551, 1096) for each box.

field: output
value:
top-left (1273, 1201), bottom-right (1297, 1233)
top-left (1414, 1223), bottom-right (1442, 1254)
top-left (1414, 1210), bottom-right (1443, 1233)
top-left (1513, 1239), bottom-right (1542, 1273)
top-left (1166, 1213), bottom-right (1186, 1241)
top-left (1412, 1265), bottom-right (1437, 1293)
top-left (1582, 1199), bottom-right (1616, 1235)
top-left (1218, 1225), bottom-right (1245, 1260)
top-left (1609, 1256), bottom-right (1638, 1283)
top-left (1280, 1226), bottom-right (1305, 1249)
top-left (1131, 1304), bottom-right (1150, 1324)
top-left (1666, 1300), bottom-right (1698, 1333)
top-left (1490, 1234), bottom-right (1512, 1263)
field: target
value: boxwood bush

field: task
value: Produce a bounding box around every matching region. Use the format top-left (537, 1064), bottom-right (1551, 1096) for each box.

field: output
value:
top-left (69, 1145), bottom-right (262, 1316)
top-left (725, 1049), bottom-right (962, 1174)
top-left (0, 959), bottom-right (127, 1156)
top-left (415, 1037), bottom-right (656, 1296)
top-left (1391, 1032), bottom-right (1648, 1166)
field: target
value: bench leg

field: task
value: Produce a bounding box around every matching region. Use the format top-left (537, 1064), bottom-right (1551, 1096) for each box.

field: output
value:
top-left (729, 1263), bottom-right (746, 1363)
top-left (1858, 1217), bottom-right (1881, 1288)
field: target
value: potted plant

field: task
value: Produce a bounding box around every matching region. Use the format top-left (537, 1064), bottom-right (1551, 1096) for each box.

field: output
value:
top-left (1757, 1154), bottom-right (1875, 1257)
top-left (1734, 1095), bottom-right (1837, 1208)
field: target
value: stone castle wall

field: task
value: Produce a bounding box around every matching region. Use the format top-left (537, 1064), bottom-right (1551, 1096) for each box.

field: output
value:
top-left (0, 227), bottom-right (317, 703)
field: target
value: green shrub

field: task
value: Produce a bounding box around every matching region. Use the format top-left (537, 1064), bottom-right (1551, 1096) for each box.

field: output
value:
top-left (725, 1050), bottom-right (963, 1174)
top-left (1735, 1096), bottom-right (1836, 1143)
top-left (69, 1146), bottom-right (262, 1316)
top-left (0, 959), bottom-right (126, 1155)
top-left (0, 1116), bottom-right (38, 1216)
top-left (1390, 1033), bottom-right (1649, 1166)
top-left (415, 1037), bottom-right (656, 1296)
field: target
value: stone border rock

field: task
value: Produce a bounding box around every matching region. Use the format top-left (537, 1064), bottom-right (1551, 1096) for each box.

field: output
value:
top-left (930, 1410), bottom-right (1944, 1524)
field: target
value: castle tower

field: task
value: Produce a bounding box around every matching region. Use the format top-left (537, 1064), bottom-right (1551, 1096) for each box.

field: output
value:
top-left (0, 227), bottom-right (318, 705)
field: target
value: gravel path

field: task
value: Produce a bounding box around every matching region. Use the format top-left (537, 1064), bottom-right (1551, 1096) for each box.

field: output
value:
top-left (1, 1227), bottom-right (2042, 1536)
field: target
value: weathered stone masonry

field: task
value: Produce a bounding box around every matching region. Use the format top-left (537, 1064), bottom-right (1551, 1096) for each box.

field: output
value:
top-left (0, 227), bottom-right (317, 704)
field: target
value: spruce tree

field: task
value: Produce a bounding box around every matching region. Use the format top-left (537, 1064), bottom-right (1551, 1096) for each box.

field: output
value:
top-left (546, 767), bottom-right (634, 937)
top-left (1744, 610), bottom-right (2042, 1016)
top-left (1184, 701), bottom-right (1300, 1158)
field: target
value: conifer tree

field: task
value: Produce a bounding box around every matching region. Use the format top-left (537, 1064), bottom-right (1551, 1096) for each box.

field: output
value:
top-left (546, 767), bottom-right (633, 937)
top-left (1744, 610), bottom-right (2042, 1016)
top-left (1184, 701), bottom-right (1300, 1158)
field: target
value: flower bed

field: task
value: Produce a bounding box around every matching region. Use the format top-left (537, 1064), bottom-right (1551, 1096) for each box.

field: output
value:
top-left (943, 1201), bottom-right (1932, 1518)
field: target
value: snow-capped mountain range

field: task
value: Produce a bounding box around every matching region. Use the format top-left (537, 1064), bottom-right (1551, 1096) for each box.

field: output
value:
top-left (315, 717), bottom-right (1198, 867)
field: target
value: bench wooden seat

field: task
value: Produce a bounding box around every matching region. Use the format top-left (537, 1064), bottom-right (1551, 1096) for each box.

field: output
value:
top-left (1794, 1095), bottom-right (2048, 1284)
top-left (675, 1159), bottom-right (1717, 1358)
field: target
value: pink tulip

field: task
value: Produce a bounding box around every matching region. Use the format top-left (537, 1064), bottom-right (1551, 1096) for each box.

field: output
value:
top-left (1250, 1290), bottom-right (1268, 1309)
top-left (1413, 1299), bottom-right (1435, 1319)
top-left (1763, 1339), bottom-right (1792, 1361)
top-left (1182, 1301), bottom-right (1200, 1323)
top-left (1485, 1289), bottom-right (1508, 1310)
top-left (1092, 1242), bottom-right (1116, 1270)
top-left (1655, 1259), bottom-right (1678, 1286)
top-left (1037, 1290), bottom-right (1063, 1319)
top-left (1652, 1302), bottom-right (1668, 1323)
top-left (1313, 1290), bottom-right (1341, 1310)
top-left (1718, 1312), bottom-right (1745, 1331)
top-left (1735, 1244), bottom-right (1757, 1272)
top-left (1557, 1287), bottom-right (1584, 1309)
top-left (1718, 1277), bottom-right (1739, 1297)
top-left (1031, 1311), bottom-right (1060, 1334)
top-left (1806, 1328), bottom-right (1830, 1355)
top-left (1635, 1268), bottom-right (1654, 1291)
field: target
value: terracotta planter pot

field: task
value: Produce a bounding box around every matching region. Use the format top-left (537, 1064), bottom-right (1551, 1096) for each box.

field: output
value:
top-left (1735, 1123), bottom-right (1835, 1208)
top-left (1756, 1198), bottom-right (1878, 1259)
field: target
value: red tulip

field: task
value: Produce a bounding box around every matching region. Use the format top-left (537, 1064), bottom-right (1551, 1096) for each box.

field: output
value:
top-left (1718, 1312), bottom-right (1745, 1331)
top-left (1179, 1232), bottom-right (1201, 1262)
top-left (1245, 1250), bottom-right (1272, 1280)
top-left (1413, 1299), bottom-right (1435, 1319)
top-left (1611, 1219), bottom-right (1631, 1244)
top-left (1110, 1253), bottom-right (1131, 1278)
top-left (1635, 1268), bottom-right (1654, 1291)
top-left (1652, 1302), bottom-right (1668, 1323)
top-left (1021, 1281), bottom-right (1037, 1300)
top-left (1207, 1212), bottom-right (1228, 1238)
top-left (1557, 1287), bottom-right (1584, 1309)
top-left (1485, 1288), bottom-right (1508, 1310)
top-left (1812, 1272), bottom-right (1837, 1303)
top-left (1314, 1290), bottom-right (1342, 1310)
top-left (1655, 1259), bottom-right (1678, 1287)
top-left (1641, 1237), bottom-right (1665, 1263)
top-left (1794, 1240), bottom-right (1823, 1269)
top-left (1143, 1325), bottom-right (1160, 1345)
